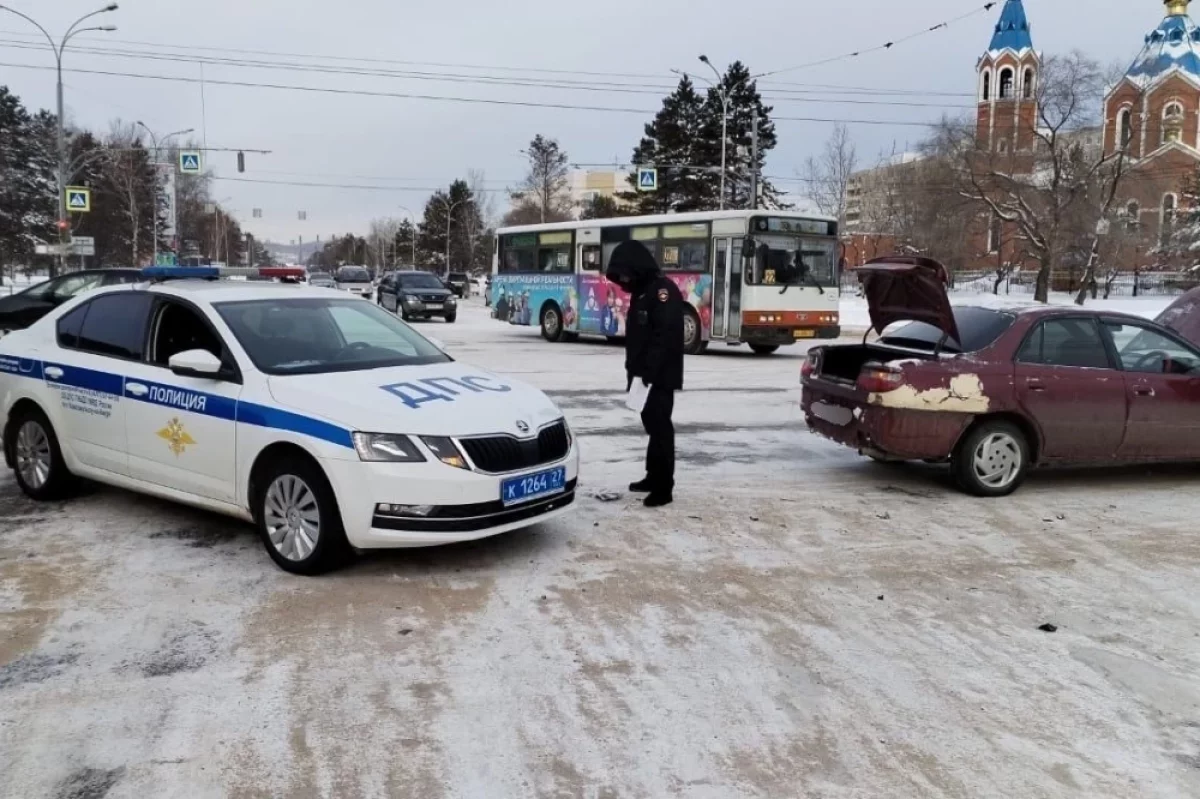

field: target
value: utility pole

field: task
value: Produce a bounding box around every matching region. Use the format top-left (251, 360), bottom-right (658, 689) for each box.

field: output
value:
top-left (750, 108), bottom-right (760, 211)
top-left (0, 3), bottom-right (119, 277)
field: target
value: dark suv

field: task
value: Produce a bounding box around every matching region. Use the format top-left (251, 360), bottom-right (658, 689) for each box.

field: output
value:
top-left (0, 268), bottom-right (141, 335)
top-left (377, 271), bottom-right (458, 323)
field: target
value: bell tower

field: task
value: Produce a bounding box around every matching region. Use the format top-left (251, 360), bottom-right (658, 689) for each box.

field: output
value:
top-left (976, 0), bottom-right (1040, 157)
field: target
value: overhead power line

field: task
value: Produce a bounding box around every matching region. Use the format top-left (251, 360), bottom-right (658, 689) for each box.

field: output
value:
top-left (0, 60), bottom-right (957, 128)
top-left (0, 39), bottom-right (975, 109)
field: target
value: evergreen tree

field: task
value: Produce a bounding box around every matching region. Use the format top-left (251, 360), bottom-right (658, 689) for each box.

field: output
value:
top-left (621, 76), bottom-right (709, 214)
top-left (0, 87), bottom-right (55, 277)
top-left (699, 62), bottom-right (783, 210)
top-left (419, 180), bottom-right (483, 269)
top-left (393, 219), bottom-right (418, 265)
top-left (579, 194), bottom-right (624, 220)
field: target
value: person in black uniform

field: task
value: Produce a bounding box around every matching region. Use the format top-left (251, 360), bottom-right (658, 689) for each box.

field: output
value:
top-left (605, 240), bottom-right (684, 508)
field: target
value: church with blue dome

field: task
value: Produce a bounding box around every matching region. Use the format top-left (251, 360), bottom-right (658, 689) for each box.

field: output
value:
top-left (972, 0), bottom-right (1200, 260)
top-left (1102, 0), bottom-right (1200, 237)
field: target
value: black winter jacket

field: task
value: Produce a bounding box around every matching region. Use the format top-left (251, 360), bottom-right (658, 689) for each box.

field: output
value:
top-left (606, 241), bottom-right (685, 391)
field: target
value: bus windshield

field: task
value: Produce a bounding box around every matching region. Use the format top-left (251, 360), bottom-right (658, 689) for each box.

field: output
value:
top-left (747, 236), bottom-right (837, 288)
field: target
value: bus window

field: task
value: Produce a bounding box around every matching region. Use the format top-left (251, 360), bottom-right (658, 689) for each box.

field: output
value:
top-left (581, 245), bottom-right (601, 272)
top-left (539, 248), bottom-right (571, 272)
top-left (499, 233), bottom-right (537, 273)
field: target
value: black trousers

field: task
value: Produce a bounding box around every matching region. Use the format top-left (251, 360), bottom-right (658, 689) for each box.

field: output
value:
top-left (640, 387), bottom-right (675, 493)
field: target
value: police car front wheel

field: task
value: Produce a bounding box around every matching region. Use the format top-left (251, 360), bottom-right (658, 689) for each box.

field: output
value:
top-left (254, 458), bottom-right (350, 574)
top-left (9, 407), bottom-right (76, 501)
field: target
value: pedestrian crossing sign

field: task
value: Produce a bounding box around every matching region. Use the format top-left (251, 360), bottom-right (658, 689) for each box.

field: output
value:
top-left (637, 167), bottom-right (658, 192)
top-left (65, 187), bottom-right (91, 213)
top-left (179, 151), bottom-right (202, 174)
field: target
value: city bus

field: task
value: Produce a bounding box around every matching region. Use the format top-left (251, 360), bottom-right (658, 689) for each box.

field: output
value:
top-left (491, 210), bottom-right (840, 355)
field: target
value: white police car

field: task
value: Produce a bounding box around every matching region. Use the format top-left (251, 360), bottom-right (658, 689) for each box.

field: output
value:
top-left (0, 266), bottom-right (579, 574)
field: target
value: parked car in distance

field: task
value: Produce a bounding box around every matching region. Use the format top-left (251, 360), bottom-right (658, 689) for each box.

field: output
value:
top-left (334, 266), bottom-right (373, 299)
top-left (801, 256), bottom-right (1200, 496)
top-left (445, 272), bottom-right (471, 298)
top-left (377, 270), bottom-right (458, 323)
top-left (308, 272), bottom-right (337, 289)
top-left (0, 268), bottom-right (141, 336)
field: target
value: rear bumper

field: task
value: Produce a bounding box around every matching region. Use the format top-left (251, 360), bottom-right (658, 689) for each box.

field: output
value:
top-left (742, 325), bottom-right (841, 346)
top-left (801, 383), bottom-right (971, 460)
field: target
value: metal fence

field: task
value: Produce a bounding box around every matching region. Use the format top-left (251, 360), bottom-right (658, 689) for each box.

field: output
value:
top-left (840, 269), bottom-right (1200, 298)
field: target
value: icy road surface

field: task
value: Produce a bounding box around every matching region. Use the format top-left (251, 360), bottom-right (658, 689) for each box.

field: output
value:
top-left (2, 302), bottom-right (1200, 799)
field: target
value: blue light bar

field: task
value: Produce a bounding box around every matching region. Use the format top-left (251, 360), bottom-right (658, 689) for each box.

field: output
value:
top-left (140, 266), bottom-right (220, 279)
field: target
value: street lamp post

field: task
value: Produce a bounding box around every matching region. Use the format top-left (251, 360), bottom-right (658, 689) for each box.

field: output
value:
top-left (698, 56), bottom-right (730, 211)
top-left (0, 3), bottom-right (118, 276)
top-left (136, 122), bottom-right (193, 267)
top-left (437, 197), bottom-right (464, 275)
top-left (397, 205), bottom-right (417, 266)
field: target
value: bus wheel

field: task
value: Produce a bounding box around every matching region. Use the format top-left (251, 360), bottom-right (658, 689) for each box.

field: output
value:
top-left (750, 344), bottom-right (779, 356)
top-left (682, 309), bottom-right (704, 355)
top-left (540, 304), bottom-right (564, 342)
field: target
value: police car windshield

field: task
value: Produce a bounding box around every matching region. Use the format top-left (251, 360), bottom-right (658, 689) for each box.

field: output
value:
top-left (216, 298), bottom-right (450, 375)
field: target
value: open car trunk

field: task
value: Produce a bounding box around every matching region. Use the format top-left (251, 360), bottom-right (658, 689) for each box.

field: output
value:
top-left (816, 344), bottom-right (935, 385)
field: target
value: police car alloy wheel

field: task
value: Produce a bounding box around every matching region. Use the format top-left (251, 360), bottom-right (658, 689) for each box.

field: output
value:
top-left (9, 408), bottom-right (74, 500)
top-left (254, 457), bottom-right (349, 575)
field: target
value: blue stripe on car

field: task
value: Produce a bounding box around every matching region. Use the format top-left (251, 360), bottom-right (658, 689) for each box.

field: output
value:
top-left (4, 357), bottom-right (353, 448)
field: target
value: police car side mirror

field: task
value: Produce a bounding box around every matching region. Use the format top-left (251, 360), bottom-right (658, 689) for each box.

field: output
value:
top-left (169, 349), bottom-right (223, 379)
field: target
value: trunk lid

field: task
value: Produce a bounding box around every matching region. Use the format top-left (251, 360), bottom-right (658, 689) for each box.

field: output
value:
top-left (856, 256), bottom-right (960, 346)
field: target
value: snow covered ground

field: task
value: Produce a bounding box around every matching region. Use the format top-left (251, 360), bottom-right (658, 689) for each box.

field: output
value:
top-left (2, 301), bottom-right (1200, 798)
top-left (839, 291), bottom-right (1174, 332)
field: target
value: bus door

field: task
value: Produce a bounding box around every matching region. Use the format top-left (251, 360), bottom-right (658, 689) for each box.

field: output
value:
top-left (576, 227), bottom-right (603, 335)
top-left (728, 237), bottom-right (745, 339)
top-left (711, 238), bottom-right (729, 339)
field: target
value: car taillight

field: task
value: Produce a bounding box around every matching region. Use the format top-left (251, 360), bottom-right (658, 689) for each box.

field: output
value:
top-left (857, 365), bottom-right (905, 393)
top-left (801, 351), bottom-right (819, 379)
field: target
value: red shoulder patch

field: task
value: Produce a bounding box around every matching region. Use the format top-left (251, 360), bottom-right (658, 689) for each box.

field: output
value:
top-left (657, 288), bottom-right (669, 302)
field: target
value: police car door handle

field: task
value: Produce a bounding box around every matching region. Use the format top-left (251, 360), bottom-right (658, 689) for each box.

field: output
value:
top-left (44, 366), bottom-right (63, 380)
top-left (126, 382), bottom-right (149, 397)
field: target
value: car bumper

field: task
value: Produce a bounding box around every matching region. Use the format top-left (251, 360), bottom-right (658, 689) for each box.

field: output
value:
top-left (742, 325), bottom-right (841, 346)
top-left (402, 300), bottom-right (456, 315)
top-left (801, 383), bottom-right (971, 461)
top-left (323, 443), bottom-right (580, 548)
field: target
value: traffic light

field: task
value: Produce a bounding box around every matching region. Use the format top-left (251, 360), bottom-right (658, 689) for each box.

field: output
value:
top-left (237, 151), bottom-right (245, 173)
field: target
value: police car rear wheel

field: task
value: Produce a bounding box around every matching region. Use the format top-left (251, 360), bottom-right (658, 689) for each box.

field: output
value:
top-left (11, 409), bottom-right (75, 501)
top-left (255, 459), bottom-right (349, 574)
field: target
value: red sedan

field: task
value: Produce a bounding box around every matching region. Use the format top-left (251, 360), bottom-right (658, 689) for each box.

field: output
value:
top-left (801, 257), bottom-right (1200, 496)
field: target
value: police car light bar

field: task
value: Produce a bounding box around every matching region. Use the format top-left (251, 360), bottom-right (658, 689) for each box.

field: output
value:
top-left (140, 266), bottom-right (307, 281)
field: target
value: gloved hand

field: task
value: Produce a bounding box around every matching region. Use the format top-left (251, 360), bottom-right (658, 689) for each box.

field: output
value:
top-left (642, 377), bottom-right (651, 387)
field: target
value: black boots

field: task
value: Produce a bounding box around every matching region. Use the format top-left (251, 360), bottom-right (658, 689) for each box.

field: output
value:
top-left (643, 492), bottom-right (673, 508)
top-left (629, 478), bottom-right (654, 493)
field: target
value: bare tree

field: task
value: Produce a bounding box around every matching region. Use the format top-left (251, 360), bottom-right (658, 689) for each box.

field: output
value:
top-left (801, 124), bottom-right (857, 230)
top-left (512, 135), bottom-right (572, 224)
top-left (957, 52), bottom-right (1130, 303)
top-left (367, 217), bottom-right (401, 269)
top-left (99, 122), bottom-right (157, 266)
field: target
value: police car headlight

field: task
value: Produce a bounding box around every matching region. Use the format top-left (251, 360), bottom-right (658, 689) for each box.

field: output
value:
top-left (420, 436), bottom-right (469, 469)
top-left (352, 432), bottom-right (426, 463)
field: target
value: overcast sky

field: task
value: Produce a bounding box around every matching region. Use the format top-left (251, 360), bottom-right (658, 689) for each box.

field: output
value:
top-left (0, 0), bottom-right (1162, 243)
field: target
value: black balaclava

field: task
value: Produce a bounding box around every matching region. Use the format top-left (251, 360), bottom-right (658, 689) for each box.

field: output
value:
top-left (605, 240), bottom-right (660, 296)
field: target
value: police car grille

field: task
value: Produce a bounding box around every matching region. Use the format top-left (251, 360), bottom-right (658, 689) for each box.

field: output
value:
top-left (461, 422), bottom-right (569, 473)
